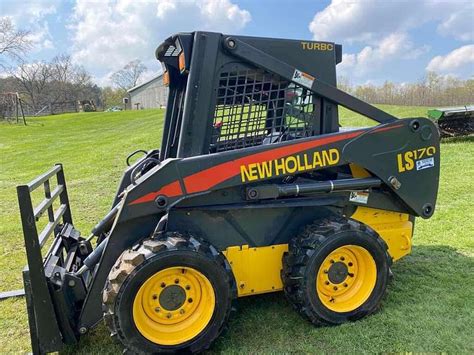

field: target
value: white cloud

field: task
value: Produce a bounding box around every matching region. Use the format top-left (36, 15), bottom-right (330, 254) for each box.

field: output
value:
top-left (338, 32), bottom-right (429, 78)
top-left (69, 0), bottom-right (251, 85)
top-left (26, 21), bottom-right (56, 51)
top-left (426, 45), bottom-right (474, 77)
top-left (156, 0), bottom-right (251, 27)
top-left (309, 0), bottom-right (473, 82)
top-left (309, 0), bottom-right (473, 44)
top-left (437, 3), bottom-right (474, 42)
top-left (1, 1), bottom-right (58, 52)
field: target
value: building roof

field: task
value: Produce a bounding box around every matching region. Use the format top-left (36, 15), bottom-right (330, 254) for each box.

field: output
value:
top-left (127, 73), bottom-right (163, 93)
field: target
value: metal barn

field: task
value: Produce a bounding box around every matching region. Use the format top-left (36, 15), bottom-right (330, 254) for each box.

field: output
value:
top-left (127, 74), bottom-right (168, 109)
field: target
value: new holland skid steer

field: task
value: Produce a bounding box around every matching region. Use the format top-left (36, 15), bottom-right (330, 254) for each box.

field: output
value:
top-left (16, 32), bottom-right (440, 353)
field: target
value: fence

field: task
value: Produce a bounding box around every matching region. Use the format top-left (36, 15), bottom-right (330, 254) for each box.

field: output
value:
top-left (21, 101), bottom-right (80, 117)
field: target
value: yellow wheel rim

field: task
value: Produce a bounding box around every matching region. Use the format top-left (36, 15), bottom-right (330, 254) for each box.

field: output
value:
top-left (133, 266), bottom-right (215, 346)
top-left (316, 245), bottom-right (377, 313)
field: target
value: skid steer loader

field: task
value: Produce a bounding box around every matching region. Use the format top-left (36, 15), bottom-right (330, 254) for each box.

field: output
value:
top-left (16, 32), bottom-right (440, 353)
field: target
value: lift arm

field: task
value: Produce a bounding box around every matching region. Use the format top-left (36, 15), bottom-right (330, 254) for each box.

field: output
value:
top-left (223, 36), bottom-right (398, 124)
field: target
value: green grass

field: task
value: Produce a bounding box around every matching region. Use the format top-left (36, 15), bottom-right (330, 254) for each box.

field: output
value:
top-left (0, 106), bottom-right (473, 353)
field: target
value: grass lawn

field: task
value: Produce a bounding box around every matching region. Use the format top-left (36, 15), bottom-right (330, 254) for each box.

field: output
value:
top-left (0, 105), bottom-right (473, 353)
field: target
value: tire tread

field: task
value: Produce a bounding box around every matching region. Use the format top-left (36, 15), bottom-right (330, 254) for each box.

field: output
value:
top-left (282, 216), bottom-right (391, 326)
top-left (102, 233), bottom-right (236, 353)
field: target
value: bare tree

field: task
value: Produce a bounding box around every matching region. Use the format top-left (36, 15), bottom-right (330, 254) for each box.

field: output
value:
top-left (0, 17), bottom-right (32, 65)
top-left (6, 53), bottom-right (102, 113)
top-left (49, 54), bottom-right (86, 103)
top-left (110, 59), bottom-right (147, 91)
top-left (9, 61), bottom-right (52, 110)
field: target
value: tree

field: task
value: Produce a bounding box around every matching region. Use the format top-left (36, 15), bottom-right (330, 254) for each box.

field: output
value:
top-left (10, 61), bottom-right (52, 110)
top-left (110, 59), bottom-right (147, 91)
top-left (0, 17), bottom-right (32, 65)
top-left (101, 86), bottom-right (125, 108)
top-left (47, 54), bottom-right (93, 104)
top-left (7, 54), bottom-right (101, 113)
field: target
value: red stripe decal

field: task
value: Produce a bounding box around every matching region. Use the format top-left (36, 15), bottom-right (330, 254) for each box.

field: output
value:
top-left (129, 124), bottom-right (403, 206)
top-left (372, 123), bottom-right (404, 133)
top-left (129, 180), bottom-right (182, 205)
top-left (184, 130), bottom-right (362, 194)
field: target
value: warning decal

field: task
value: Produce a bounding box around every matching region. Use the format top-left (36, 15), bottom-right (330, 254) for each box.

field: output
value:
top-left (349, 191), bottom-right (369, 204)
top-left (292, 69), bottom-right (315, 89)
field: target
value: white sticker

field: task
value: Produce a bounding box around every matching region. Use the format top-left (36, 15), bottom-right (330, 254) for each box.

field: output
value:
top-left (292, 69), bottom-right (315, 89)
top-left (416, 157), bottom-right (435, 171)
top-left (349, 191), bottom-right (369, 204)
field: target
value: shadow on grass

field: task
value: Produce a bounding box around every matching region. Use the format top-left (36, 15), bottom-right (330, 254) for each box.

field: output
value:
top-left (61, 245), bottom-right (473, 354)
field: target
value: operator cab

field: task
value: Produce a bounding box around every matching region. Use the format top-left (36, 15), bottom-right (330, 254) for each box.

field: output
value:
top-left (156, 32), bottom-right (343, 160)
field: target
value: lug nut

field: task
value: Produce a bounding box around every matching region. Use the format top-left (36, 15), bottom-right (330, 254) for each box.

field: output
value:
top-left (155, 307), bottom-right (160, 312)
top-left (166, 313), bottom-right (172, 319)
top-left (185, 285), bottom-right (191, 290)
top-left (343, 283), bottom-right (348, 288)
top-left (323, 269), bottom-right (328, 274)
top-left (333, 286), bottom-right (338, 291)
top-left (325, 281), bottom-right (330, 285)
top-left (348, 262), bottom-right (353, 267)
top-left (330, 259), bottom-right (335, 264)
top-left (340, 256), bottom-right (345, 261)
top-left (180, 309), bottom-right (185, 315)
top-left (175, 279), bottom-right (179, 284)
top-left (349, 273), bottom-right (354, 278)
top-left (161, 282), bottom-right (166, 288)
top-left (188, 298), bottom-right (193, 303)
top-left (152, 294), bottom-right (157, 300)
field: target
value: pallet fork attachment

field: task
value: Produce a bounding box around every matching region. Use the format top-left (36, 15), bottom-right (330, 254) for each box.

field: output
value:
top-left (16, 164), bottom-right (75, 353)
top-left (0, 289), bottom-right (24, 299)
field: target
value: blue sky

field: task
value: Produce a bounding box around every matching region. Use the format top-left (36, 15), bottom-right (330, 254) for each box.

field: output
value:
top-left (1, 0), bottom-right (473, 86)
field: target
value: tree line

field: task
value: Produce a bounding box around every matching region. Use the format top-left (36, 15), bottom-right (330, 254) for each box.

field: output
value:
top-left (338, 72), bottom-right (473, 107)
top-left (1, 55), bottom-right (102, 114)
top-left (0, 57), bottom-right (145, 114)
top-left (0, 17), bottom-right (146, 115)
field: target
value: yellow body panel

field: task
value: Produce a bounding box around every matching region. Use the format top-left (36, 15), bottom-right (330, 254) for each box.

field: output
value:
top-left (224, 206), bottom-right (413, 298)
top-left (223, 244), bottom-right (288, 297)
top-left (349, 163), bottom-right (371, 178)
top-left (349, 164), bottom-right (414, 261)
top-left (351, 207), bottom-right (413, 261)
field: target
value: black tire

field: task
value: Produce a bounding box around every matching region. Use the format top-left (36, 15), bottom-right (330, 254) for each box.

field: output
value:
top-left (282, 216), bottom-right (391, 326)
top-left (103, 233), bottom-right (236, 353)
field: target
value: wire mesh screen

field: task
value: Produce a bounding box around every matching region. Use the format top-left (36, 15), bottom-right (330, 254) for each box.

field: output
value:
top-left (210, 68), bottom-right (317, 153)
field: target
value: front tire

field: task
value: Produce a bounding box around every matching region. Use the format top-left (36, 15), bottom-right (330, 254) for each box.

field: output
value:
top-left (103, 233), bottom-right (235, 353)
top-left (282, 217), bottom-right (391, 326)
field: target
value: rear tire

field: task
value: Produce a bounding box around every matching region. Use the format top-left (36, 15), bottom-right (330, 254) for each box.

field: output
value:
top-left (103, 233), bottom-right (236, 353)
top-left (282, 217), bottom-right (391, 326)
